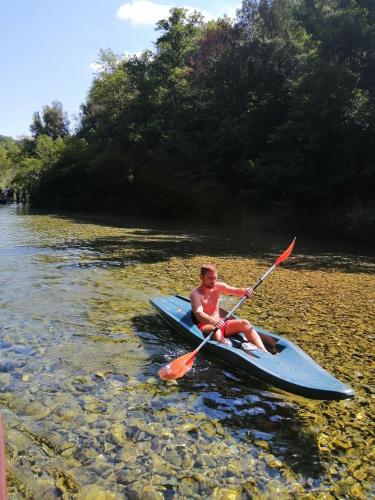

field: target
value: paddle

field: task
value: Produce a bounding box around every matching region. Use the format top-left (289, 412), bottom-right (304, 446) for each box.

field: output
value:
top-left (158, 237), bottom-right (296, 381)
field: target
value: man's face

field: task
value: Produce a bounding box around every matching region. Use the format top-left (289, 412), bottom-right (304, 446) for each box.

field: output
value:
top-left (201, 270), bottom-right (217, 289)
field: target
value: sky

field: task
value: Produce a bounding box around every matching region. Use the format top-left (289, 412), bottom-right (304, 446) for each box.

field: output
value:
top-left (0, 0), bottom-right (241, 139)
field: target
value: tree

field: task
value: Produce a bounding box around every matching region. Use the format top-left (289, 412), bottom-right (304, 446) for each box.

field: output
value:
top-left (30, 101), bottom-right (70, 139)
top-left (0, 136), bottom-right (23, 186)
top-left (11, 0), bottom-right (374, 240)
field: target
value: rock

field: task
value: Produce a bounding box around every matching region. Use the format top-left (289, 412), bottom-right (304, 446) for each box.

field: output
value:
top-left (0, 373), bottom-right (12, 385)
top-left (140, 485), bottom-right (165, 499)
top-left (353, 469), bottom-right (367, 481)
top-left (255, 439), bottom-right (270, 450)
top-left (115, 469), bottom-right (140, 485)
top-left (225, 464), bottom-right (241, 478)
top-left (95, 370), bottom-right (111, 379)
top-left (83, 448), bottom-right (98, 460)
top-left (331, 437), bottom-right (351, 450)
top-left (24, 401), bottom-right (51, 419)
top-left (164, 449), bottom-right (181, 467)
top-left (264, 454), bottom-right (283, 468)
top-left (181, 452), bottom-right (194, 468)
top-left (77, 485), bottom-right (122, 500)
top-left (111, 423), bottom-right (127, 446)
top-left (350, 483), bottom-right (365, 498)
top-left (12, 345), bottom-right (34, 355)
top-left (197, 453), bottom-right (216, 468)
top-left (60, 440), bottom-right (77, 457)
top-left (0, 359), bottom-right (18, 372)
top-left (212, 487), bottom-right (242, 499)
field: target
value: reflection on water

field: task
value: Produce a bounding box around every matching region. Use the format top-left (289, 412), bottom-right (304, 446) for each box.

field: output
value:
top-left (0, 204), bottom-right (374, 498)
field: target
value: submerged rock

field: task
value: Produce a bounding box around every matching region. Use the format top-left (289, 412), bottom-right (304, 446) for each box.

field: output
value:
top-left (77, 485), bottom-right (123, 500)
top-left (110, 423), bottom-right (127, 446)
top-left (0, 359), bottom-right (19, 372)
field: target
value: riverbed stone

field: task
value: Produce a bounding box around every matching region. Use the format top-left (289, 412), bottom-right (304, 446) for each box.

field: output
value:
top-left (164, 449), bottom-right (182, 467)
top-left (0, 373), bottom-right (12, 385)
top-left (197, 453), bottom-right (216, 468)
top-left (0, 359), bottom-right (18, 372)
top-left (111, 423), bottom-right (127, 445)
top-left (212, 487), bottom-right (242, 499)
top-left (24, 400), bottom-right (51, 419)
top-left (77, 485), bottom-right (122, 500)
top-left (115, 469), bottom-right (140, 485)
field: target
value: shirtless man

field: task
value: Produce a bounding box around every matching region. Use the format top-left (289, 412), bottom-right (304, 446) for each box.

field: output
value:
top-left (190, 263), bottom-right (269, 353)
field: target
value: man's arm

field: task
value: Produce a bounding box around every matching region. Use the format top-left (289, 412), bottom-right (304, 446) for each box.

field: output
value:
top-left (219, 282), bottom-right (253, 298)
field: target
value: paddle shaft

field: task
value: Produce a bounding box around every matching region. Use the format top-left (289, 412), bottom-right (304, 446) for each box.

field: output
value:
top-left (194, 264), bottom-right (277, 354)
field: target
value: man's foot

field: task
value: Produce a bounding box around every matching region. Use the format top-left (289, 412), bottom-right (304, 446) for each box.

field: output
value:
top-left (242, 342), bottom-right (258, 352)
top-left (242, 342), bottom-right (272, 355)
top-left (220, 338), bottom-right (232, 346)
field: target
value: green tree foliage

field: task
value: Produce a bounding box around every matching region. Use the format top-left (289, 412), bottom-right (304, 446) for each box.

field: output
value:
top-left (31, 136), bottom-right (91, 207)
top-left (0, 136), bottom-right (24, 186)
top-left (12, 135), bottom-right (65, 196)
top-left (30, 101), bottom-right (70, 139)
top-left (0, 146), bottom-right (12, 182)
top-left (13, 2), bottom-right (375, 240)
top-left (266, 0), bottom-right (375, 206)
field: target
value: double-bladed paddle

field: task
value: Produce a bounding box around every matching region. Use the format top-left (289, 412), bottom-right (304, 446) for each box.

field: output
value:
top-left (158, 237), bottom-right (296, 381)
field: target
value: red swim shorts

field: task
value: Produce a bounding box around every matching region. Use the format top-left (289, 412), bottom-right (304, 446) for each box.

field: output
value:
top-left (197, 322), bottom-right (227, 336)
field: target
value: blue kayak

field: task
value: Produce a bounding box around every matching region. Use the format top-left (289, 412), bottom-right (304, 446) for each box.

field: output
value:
top-left (150, 295), bottom-right (354, 400)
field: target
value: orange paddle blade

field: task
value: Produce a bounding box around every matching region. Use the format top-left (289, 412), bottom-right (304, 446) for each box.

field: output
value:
top-left (275, 237), bottom-right (296, 266)
top-left (158, 350), bottom-right (197, 380)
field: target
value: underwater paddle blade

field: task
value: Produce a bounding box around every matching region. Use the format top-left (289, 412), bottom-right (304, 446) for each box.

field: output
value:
top-left (158, 351), bottom-right (197, 380)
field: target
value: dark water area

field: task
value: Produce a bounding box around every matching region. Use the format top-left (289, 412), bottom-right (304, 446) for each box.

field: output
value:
top-left (0, 204), bottom-right (374, 499)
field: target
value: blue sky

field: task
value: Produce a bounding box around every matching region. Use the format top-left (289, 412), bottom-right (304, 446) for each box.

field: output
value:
top-left (1, 1), bottom-right (241, 139)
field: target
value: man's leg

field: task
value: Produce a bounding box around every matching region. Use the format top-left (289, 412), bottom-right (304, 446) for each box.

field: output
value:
top-left (199, 324), bottom-right (231, 344)
top-left (224, 320), bottom-right (269, 353)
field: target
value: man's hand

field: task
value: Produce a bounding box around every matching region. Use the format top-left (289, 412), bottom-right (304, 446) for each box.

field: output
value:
top-left (245, 287), bottom-right (253, 298)
top-left (214, 318), bottom-right (225, 329)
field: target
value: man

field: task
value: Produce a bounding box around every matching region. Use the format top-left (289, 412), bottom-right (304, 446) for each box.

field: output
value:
top-left (190, 263), bottom-right (269, 353)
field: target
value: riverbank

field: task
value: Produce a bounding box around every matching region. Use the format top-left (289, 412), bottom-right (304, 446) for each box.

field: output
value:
top-left (19, 198), bottom-right (375, 247)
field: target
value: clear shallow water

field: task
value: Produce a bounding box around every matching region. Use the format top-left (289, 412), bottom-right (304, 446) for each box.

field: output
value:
top-left (0, 204), bottom-right (374, 499)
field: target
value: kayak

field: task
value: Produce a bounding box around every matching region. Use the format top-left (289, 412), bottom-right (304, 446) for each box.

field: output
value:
top-left (150, 295), bottom-right (354, 400)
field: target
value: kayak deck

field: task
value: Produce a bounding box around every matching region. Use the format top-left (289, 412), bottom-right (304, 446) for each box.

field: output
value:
top-left (150, 295), bottom-right (354, 400)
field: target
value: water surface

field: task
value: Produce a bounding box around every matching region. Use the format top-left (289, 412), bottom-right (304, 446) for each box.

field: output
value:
top-left (0, 204), bottom-right (374, 499)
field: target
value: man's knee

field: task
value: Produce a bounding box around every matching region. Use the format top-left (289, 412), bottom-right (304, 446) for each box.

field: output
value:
top-left (241, 320), bottom-right (252, 331)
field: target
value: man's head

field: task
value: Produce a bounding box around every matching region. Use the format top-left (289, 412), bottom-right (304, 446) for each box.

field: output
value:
top-left (200, 263), bottom-right (217, 289)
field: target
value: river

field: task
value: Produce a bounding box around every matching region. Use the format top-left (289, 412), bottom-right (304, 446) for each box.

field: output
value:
top-left (0, 204), bottom-right (374, 499)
